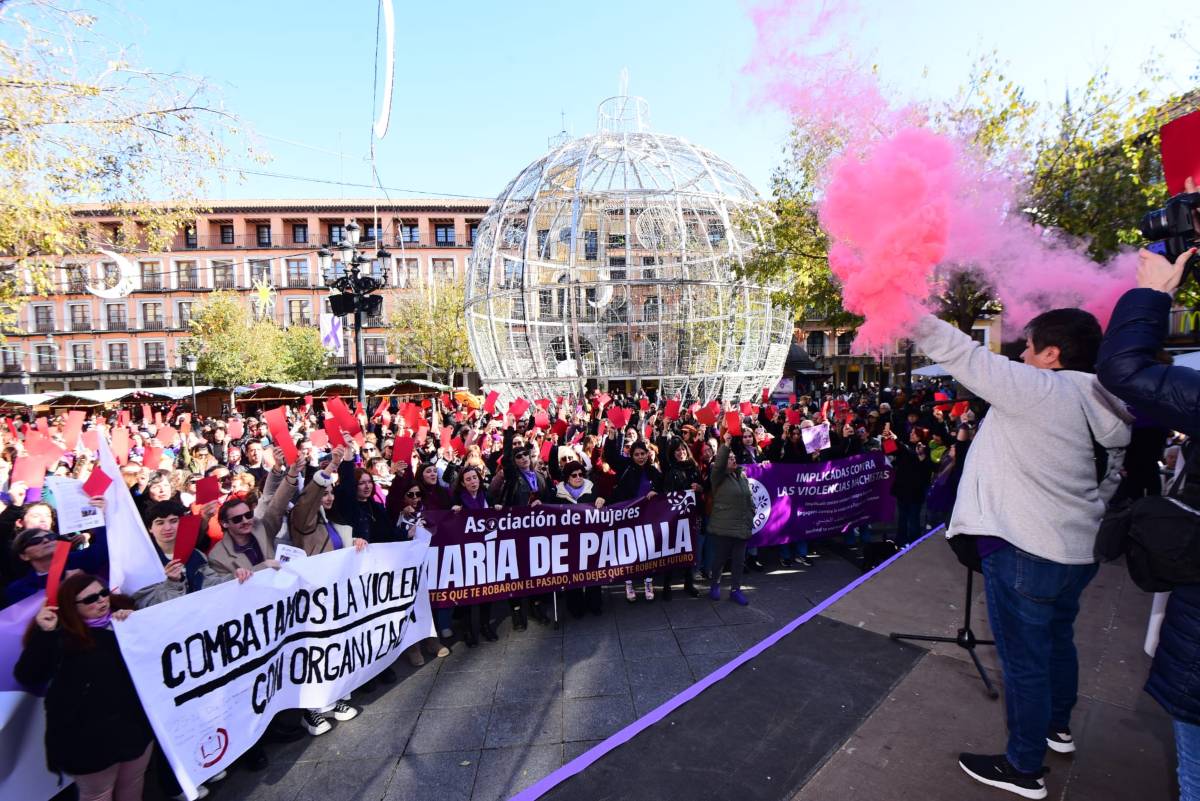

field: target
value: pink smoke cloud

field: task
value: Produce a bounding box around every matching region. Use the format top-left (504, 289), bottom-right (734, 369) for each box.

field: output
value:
top-left (743, 0), bottom-right (1140, 350)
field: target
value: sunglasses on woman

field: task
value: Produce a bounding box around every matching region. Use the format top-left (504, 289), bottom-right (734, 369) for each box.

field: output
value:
top-left (76, 588), bottom-right (111, 605)
top-left (22, 533), bottom-right (56, 548)
top-left (568, 471), bottom-right (584, 478)
top-left (405, 490), bottom-right (422, 498)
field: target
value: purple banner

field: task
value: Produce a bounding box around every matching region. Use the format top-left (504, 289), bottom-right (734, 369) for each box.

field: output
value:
top-left (422, 493), bottom-right (697, 608)
top-left (745, 453), bottom-right (894, 546)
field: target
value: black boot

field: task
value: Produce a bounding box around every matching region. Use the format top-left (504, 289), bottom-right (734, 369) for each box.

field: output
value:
top-left (684, 573), bottom-right (700, 597)
top-left (511, 604), bottom-right (528, 631)
top-left (465, 628), bottom-right (479, 647)
top-left (481, 621), bottom-right (499, 641)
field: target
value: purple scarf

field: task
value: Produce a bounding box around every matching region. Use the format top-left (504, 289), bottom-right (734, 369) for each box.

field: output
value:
top-left (324, 520), bottom-right (344, 550)
top-left (461, 491), bottom-right (488, 510)
top-left (85, 612), bottom-right (112, 629)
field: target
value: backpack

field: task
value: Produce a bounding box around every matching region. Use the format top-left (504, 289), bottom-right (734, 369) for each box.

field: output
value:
top-left (1095, 441), bottom-right (1200, 592)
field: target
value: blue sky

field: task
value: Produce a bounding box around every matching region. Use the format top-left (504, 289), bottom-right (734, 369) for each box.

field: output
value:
top-left (93, 0), bottom-right (1197, 202)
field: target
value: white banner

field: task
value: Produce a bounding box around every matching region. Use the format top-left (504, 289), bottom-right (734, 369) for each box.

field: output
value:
top-left (115, 542), bottom-right (433, 800)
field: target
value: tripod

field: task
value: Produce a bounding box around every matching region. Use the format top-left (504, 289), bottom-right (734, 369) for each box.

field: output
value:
top-left (890, 566), bottom-right (999, 699)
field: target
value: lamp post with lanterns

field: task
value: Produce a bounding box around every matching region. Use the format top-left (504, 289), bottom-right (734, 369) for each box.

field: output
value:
top-left (317, 220), bottom-right (389, 409)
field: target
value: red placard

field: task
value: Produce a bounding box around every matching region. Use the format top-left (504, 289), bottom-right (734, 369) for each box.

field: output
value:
top-left (605, 406), bottom-right (631, 430)
top-left (785, 409), bottom-right (802, 425)
top-left (482, 391), bottom-right (499, 414)
top-left (539, 440), bottom-right (553, 462)
top-left (195, 475), bottom-right (222, 505)
top-left (227, 419), bottom-right (244, 440)
top-left (788, 394), bottom-right (797, 405)
top-left (724, 411), bottom-right (743, 436)
top-left (534, 412), bottom-right (551, 430)
top-left (740, 401), bottom-right (754, 416)
top-left (393, 434), bottom-right (415, 465)
top-left (117, 409), bottom-right (130, 427)
top-left (12, 455), bottom-right (49, 489)
top-left (534, 398), bottom-right (551, 410)
top-left (179, 414), bottom-right (192, 437)
top-left (882, 437), bottom-right (899, 455)
top-left (326, 396), bottom-right (361, 437)
top-left (440, 426), bottom-right (453, 449)
top-left (664, 399), bottom-right (681, 421)
top-left (372, 397), bottom-right (389, 420)
top-left (354, 401), bottom-right (365, 419)
top-left (154, 411), bottom-right (163, 426)
top-left (508, 398), bottom-right (530, 421)
top-left (450, 437), bottom-right (467, 457)
top-left (402, 403), bottom-right (422, 432)
top-left (551, 419), bottom-right (568, 439)
top-left (322, 418), bottom-right (346, 449)
top-left (264, 406), bottom-right (298, 465)
top-left (951, 400), bottom-right (970, 418)
top-left (303, 394), bottom-right (314, 413)
top-left (1162, 109), bottom-right (1200, 195)
top-left (63, 410), bottom-right (86, 451)
top-left (761, 387), bottom-right (770, 403)
top-left (110, 427), bottom-right (130, 465)
top-left (156, 426), bottom-right (178, 446)
top-left (638, 398), bottom-right (650, 412)
top-left (140, 404), bottom-right (151, 423)
top-left (82, 467), bottom-right (113, 497)
top-left (81, 429), bottom-right (101, 453)
top-left (694, 406), bottom-right (718, 426)
top-left (44, 540), bottom-right (72, 604)
top-left (308, 430), bottom-right (329, 449)
top-left (420, 398), bottom-right (431, 409)
top-left (35, 417), bottom-right (49, 434)
top-left (143, 446), bottom-right (163, 470)
top-left (596, 393), bottom-right (611, 409)
top-left (415, 425), bottom-right (429, 446)
top-left (173, 515), bottom-right (202, 563)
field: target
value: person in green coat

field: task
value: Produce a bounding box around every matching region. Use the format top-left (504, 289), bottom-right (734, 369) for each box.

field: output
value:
top-left (707, 433), bottom-right (755, 606)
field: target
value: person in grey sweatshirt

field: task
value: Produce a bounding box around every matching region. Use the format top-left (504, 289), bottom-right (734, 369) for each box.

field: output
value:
top-left (911, 309), bottom-right (1131, 800)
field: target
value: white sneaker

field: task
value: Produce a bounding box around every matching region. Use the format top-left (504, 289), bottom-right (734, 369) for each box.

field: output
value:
top-left (1046, 729), bottom-right (1075, 754)
top-left (625, 580), bottom-right (636, 602)
top-left (643, 577), bottom-right (655, 601)
top-left (331, 701), bottom-right (358, 722)
top-left (302, 708), bottom-right (332, 736)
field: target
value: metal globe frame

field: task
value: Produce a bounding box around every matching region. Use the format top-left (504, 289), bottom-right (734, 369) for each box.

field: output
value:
top-left (464, 96), bottom-right (790, 403)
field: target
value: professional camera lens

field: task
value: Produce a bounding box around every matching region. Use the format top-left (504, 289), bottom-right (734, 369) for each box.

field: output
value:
top-left (1140, 207), bottom-right (1170, 239)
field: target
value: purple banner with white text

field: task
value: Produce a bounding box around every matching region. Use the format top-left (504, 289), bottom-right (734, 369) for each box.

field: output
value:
top-left (745, 453), bottom-right (894, 546)
top-left (422, 492), bottom-right (697, 608)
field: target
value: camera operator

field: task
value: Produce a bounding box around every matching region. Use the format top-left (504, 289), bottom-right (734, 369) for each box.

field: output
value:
top-left (1096, 229), bottom-right (1200, 801)
top-left (911, 308), bottom-right (1131, 799)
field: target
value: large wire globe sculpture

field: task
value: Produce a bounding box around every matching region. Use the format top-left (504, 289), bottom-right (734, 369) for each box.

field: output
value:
top-left (464, 95), bottom-right (791, 403)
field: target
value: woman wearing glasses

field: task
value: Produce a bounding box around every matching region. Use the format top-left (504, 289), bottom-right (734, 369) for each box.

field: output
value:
top-left (15, 573), bottom-right (153, 801)
top-left (450, 465), bottom-right (500, 644)
top-left (541, 460), bottom-right (607, 618)
top-left (392, 481), bottom-right (453, 664)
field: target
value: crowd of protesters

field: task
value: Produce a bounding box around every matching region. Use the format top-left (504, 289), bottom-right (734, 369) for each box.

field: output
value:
top-left (2, 369), bottom-right (1184, 801)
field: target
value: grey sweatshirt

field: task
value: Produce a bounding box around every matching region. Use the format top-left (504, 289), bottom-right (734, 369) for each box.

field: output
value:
top-left (913, 316), bottom-right (1132, 564)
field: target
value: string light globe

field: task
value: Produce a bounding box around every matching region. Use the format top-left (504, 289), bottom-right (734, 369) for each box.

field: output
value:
top-left (464, 95), bottom-right (791, 403)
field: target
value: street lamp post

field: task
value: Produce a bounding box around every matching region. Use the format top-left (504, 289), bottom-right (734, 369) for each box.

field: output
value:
top-left (318, 220), bottom-right (389, 409)
top-left (185, 354), bottom-right (198, 414)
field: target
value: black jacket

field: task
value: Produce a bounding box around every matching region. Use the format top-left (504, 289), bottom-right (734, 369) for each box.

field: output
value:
top-left (1096, 287), bottom-right (1200, 725)
top-left (15, 626), bottom-right (154, 777)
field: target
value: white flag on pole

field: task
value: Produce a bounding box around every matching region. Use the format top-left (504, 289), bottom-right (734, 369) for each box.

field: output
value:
top-left (96, 436), bottom-right (167, 594)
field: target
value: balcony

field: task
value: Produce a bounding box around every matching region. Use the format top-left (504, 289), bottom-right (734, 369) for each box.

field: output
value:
top-left (365, 316), bottom-right (385, 327)
top-left (106, 319), bottom-right (129, 331)
top-left (288, 317), bottom-right (312, 328)
top-left (71, 360), bottom-right (93, 371)
top-left (145, 359), bottom-right (166, 370)
top-left (141, 278), bottom-right (162, 291)
top-left (142, 319), bottom-right (167, 331)
top-left (68, 281), bottom-right (87, 294)
top-left (2, 363), bottom-right (21, 374)
top-left (34, 320), bottom-right (55, 333)
top-left (213, 278), bottom-right (236, 290)
top-left (109, 359), bottom-right (130, 370)
top-left (70, 319), bottom-right (92, 332)
top-left (178, 276), bottom-right (200, 290)
top-left (288, 275), bottom-right (310, 288)
top-left (35, 361), bottom-right (57, 373)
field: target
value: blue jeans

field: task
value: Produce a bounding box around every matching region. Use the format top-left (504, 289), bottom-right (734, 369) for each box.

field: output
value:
top-left (1178, 719), bottom-right (1200, 801)
top-left (981, 545), bottom-right (1099, 774)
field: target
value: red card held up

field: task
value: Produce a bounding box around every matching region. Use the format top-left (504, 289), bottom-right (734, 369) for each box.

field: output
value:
top-left (740, 402), bottom-right (754, 416)
top-left (308, 430), bottom-right (329, 449)
top-left (724, 411), bottom-right (743, 436)
top-left (81, 429), bottom-right (100, 453)
top-left (110, 427), bottom-right (130, 465)
top-left (263, 406), bottom-right (298, 465)
top-left (140, 404), bottom-right (152, 423)
top-left (393, 435), bottom-right (415, 465)
top-left (12, 455), bottom-right (49, 490)
top-left (638, 398), bottom-right (650, 412)
top-left (761, 387), bottom-right (770, 403)
top-left (482, 390), bottom-right (499, 414)
top-left (35, 417), bottom-right (48, 434)
top-left (533, 412), bottom-right (551, 430)
top-left (951, 400), bottom-right (970, 418)
top-left (508, 398), bottom-right (530, 421)
top-left (664, 399), bottom-right (681, 421)
top-left (882, 437), bottom-right (899, 455)
top-left (440, 426), bottom-right (453, 449)
top-left (156, 426), bottom-right (178, 446)
top-left (227, 419), bottom-right (244, 440)
top-left (694, 406), bottom-right (718, 426)
top-left (44, 540), bottom-right (72, 604)
top-left (551, 419), bottom-right (568, 439)
top-left (605, 406), bottom-right (630, 430)
top-left (450, 437), bottom-right (467, 457)
top-left (63, 410), bottom-right (86, 451)
top-left (143, 446), bottom-right (163, 471)
top-left (173, 514), bottom-right (202, 563)
top-left (195, 475), bottom-right (222, 505)
top-left (785, 409), bottom-right (802, 425)
top-left (539, 440), bottom-right (553, 462)
top-left (82, 467), bottom-right (113, 498)
top-left (323, 418), bottom-right (346, 449)
top-left (415, 425), bottom-right (429, 446)
top-left (534, 398), bottom-right (551, 410)
top-left (1161, 109), bottom-right (1200, 195)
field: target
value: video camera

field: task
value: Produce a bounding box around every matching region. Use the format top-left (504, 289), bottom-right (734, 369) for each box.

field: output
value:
top-left (1140, 190), bottom-right (1200, 285)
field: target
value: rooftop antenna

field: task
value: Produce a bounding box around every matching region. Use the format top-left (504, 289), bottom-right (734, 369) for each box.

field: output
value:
top-left (547, 109), bottom-right (571, 150)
